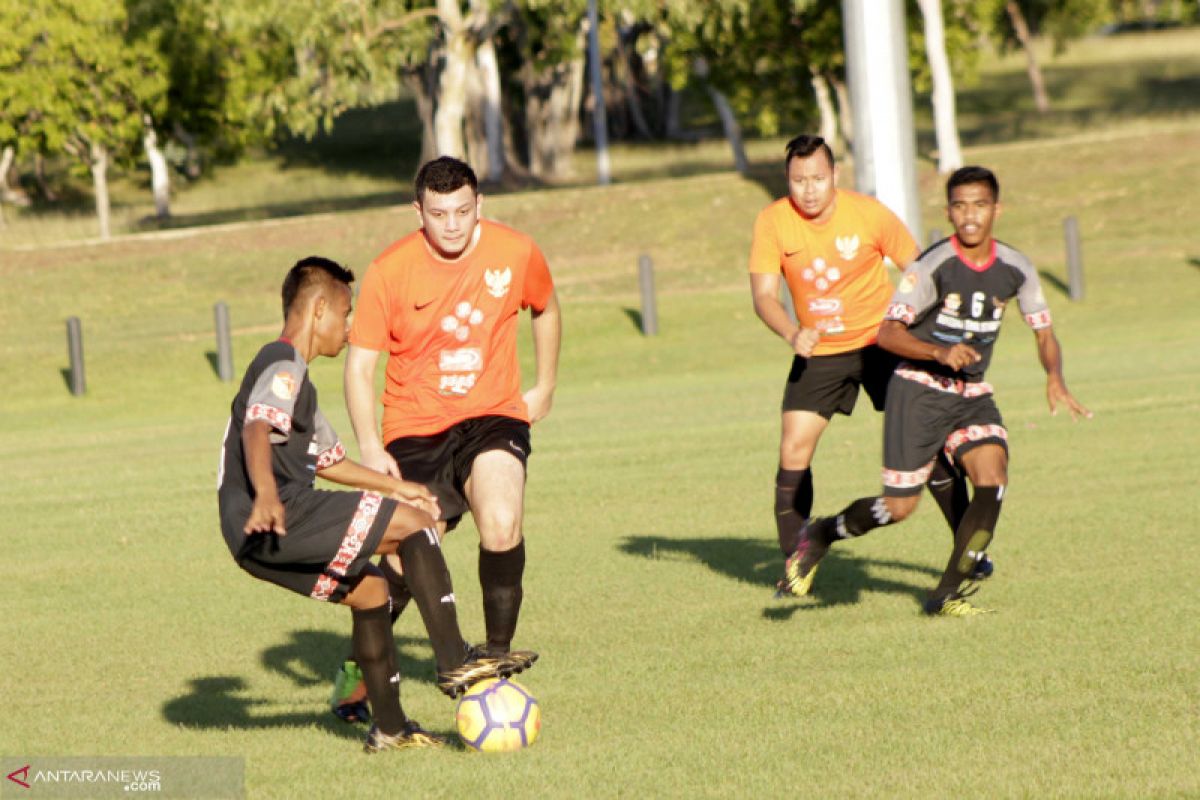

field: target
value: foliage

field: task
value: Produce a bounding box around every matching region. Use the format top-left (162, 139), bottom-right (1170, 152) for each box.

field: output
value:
top-left (0, 0), bottom-right (166, 172)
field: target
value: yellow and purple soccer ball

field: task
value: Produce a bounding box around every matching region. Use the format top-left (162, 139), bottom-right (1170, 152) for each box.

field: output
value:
top-left (455, 678), bottom-right (541, 752)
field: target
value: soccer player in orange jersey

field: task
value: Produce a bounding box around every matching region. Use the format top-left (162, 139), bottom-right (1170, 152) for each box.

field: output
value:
top-left (749, 135), bottom-right (973, 597)
top-left (330, 157), bottom-right (560, 721)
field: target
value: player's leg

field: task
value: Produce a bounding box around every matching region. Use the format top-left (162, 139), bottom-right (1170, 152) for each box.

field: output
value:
top-left (925, 446), bottom-right (1007, 616)
top-left (924, 400), bottom-right (1009, 616)
top-left (926, 452), bottom-right (994, 580)
top-left (341, 568), bottom-right (444, 751)
top-left (778, 375), bottom-right (945, 597)
top-left (775, 410), bottom-right (827, 555)
top-left (465, 446), bottom-right (527, 655)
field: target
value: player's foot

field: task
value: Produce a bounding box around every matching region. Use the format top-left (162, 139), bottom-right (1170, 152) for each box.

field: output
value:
top-left (473, 645), bottom-right (539, 677)
top-left (775, 519), bottom-right (828, 598)
top-left (362, 720), bottom-right (446, 753)
top-left (923, 593), bottom-right (993, 617)
top-left (971, 553), bottom-right (994, 581)
top-left (330, 660), bottom-right (370, 724)
top-left (436, 645), bottom-right (539, 698)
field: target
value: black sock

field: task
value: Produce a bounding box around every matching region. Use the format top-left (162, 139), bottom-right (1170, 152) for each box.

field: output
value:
top-left (774, 467), bottom-right (813, 556)
top-left (934, 486), bottom-right (1004, 598)
top-left (398, 528), bottom-right (467, 674)
top-left (351, 603), bottom-right (406, 735)
top-left (479, 540), bottom-right (525, 654)
top-left (927, 453), bottom-right (969, 536)
top-left (380, 557), bottom-right (412, 625)
top-left (813, 497), bottom-right (897, 544)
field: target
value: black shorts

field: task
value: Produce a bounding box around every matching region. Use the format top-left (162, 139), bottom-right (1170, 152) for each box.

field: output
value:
top-left (385, 415), bottom-right (531, 530)
top-left (881, 370), bottom-right (1008, 497)
top-left (781, 344), bottom-right (898, 419)
top-left (221, 488), bottom-right (395, 603)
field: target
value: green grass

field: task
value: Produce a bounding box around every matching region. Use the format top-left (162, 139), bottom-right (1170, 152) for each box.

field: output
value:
top-left (3, 32), bottom-right (1200, 800)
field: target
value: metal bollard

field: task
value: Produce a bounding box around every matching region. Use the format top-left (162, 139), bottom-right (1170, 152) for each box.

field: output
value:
top-left (1064, 216), bottom-right (1084, 302)
top-left (214, 301), bottom-right (234, 381)
top-left (66, 316), bottom-right (86, 396)
top-left (638, 255), bottom-right (658, 336)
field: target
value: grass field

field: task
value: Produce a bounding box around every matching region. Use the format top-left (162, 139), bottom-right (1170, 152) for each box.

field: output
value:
top-left (3, 30), bottom-right (1200, 800)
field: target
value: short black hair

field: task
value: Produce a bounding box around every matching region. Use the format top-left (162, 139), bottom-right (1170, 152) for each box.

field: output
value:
top-left (281, 256), bottom-right (354, 319)
top-left (784, 135), bottom-right (835, 170)
top-left (415, 156), bottom-right (478, 202)
top-left (946, 166), bottom-right (1000, 203)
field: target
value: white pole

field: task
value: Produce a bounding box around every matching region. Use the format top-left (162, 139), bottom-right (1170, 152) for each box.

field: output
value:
top-left (842, 0), bottom-right (923, 243)
top-left (587, 0), bottom-right (611, 185)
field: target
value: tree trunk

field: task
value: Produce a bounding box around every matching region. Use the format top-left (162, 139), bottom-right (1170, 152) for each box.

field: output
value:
top-left (171, 122), bottom-right (202, 179)
top-left (523, 28), bottom-right (586, 181)
top-left (90, 141), bottom-right (111, 240)
top-left (918, 0), bottom-right (963, 173)
top-left (143, 115), bottom-right (171, 219)
top-left (405, 67), bottom-right (439, 167)
top-left (1005, 0), bottom-right (1050, 113)
top-left (693, 58), bottom-right (747, 175)
top-left (664, 85), bottom-right (683, 140)
top-left (809, 68), bottom-right (839, 148)
top-left (476, 37), bottom-right (505, 182)
top-left (34, 152), bottom-right (58, 202)
top-left (615, 24), bottom-right (654, 140)
top-left (832, 74), bottom-right (854, 153)
top-left (435, 34), bottom-right (471, 158)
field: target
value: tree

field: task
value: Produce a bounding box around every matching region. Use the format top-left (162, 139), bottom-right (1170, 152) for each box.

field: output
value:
top-left (916, 0), bottom-right (964, 172)
top-left (0, 0), bottom-right (167, 238)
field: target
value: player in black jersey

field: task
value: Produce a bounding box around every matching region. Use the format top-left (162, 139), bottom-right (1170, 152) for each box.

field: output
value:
top-left (785, 166), bottom-right (1091, 615)
top-left (217, 256), bottom-right (534, 752)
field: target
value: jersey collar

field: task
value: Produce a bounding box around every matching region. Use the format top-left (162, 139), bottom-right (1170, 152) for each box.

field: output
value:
top-left (951, 236), bottom-right (997, 272)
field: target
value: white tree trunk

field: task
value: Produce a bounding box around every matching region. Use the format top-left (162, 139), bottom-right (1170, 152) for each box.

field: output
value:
top-left (90, 141), bottom-right (111, 240)
top-left (143, 115), bottom-right (171, 218)
top-left (476, 37), bottom-right (505, 181)
top-left (694, 58), bottom-right (747, 175)
top-left (810, 69), bottom-right (839, 147)
top-left (832, 75), bottom-right (854, 152)
top-left (918, 0), bottom-right (963, 173)
top-left (434, 0), bottom-right (472, 159)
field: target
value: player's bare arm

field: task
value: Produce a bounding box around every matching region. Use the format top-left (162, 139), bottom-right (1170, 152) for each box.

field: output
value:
top-left (523, 289), bottom-right (562, 423)
top-left (242, 419), bottom-right (287, 535)
top-left (750, 273), bottom-right (819, 357)
top-left (877, 320), bottom-right (981, 371)
top-left (344, 344), bottom-right (401, 477)
top-left (1034, 326), bottom-right (1092, 420)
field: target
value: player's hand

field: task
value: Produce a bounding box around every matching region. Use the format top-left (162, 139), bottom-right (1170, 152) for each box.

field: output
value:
top-left (1047, 376), bottom-right (1093, 421)
top-left (789, 327), bottom-right (820, 358)
top-left (245, 494), bottom-right (286, 536)
top-left (934, 343), bottom-right (982, 371)
top-left (360, 446), bottom-right (401, 479)
top-left (522, 383), bottom-right (555, 423)
top-left (390, 480), bottom-right (441, 519)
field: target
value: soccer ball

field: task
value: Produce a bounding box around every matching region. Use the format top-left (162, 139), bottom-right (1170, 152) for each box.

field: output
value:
top-left (455, 678), bottom-right (541, 752)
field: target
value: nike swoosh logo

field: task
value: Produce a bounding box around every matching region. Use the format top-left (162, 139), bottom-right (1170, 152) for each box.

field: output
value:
top-left (414, 299), bottom-right (435, 310)
top-left (784, 250), bottom-right (801, 257)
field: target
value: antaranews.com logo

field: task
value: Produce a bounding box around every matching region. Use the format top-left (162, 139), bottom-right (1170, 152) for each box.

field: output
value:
top-left (2, 757), bottom-right (242, 799)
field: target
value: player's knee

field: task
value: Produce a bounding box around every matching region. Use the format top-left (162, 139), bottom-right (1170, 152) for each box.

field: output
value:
top-left (343, 571), bottom-right (389, 610)
top-left (478, 511), bottom-right (522, 550)
top-left (885, 495), bottom-right (920, 522)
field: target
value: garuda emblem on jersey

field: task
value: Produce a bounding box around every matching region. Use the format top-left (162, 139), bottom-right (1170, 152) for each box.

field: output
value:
top-left (485, 267), bottom-right (512, 298)
top-left (835, 234), bottom-right (860, 261)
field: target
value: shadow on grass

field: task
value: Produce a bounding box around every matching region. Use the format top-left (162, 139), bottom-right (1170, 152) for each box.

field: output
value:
top-left (1188, 256), bottom-right (1200, 270)
top-left (1039, 269), bottom-right (1071, 297)
top-left (138, 190), bottom-right (406, 232)
top-left (161, 628), bottom-right (459, 744)
top-left (618, 535), bottom-right (939, 619)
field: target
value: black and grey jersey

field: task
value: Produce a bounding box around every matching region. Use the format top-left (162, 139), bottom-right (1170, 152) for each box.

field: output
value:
top-left (217, 339), bottom-right (345, 506)
top-left (885, 237), bottom-right (1051, 382)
